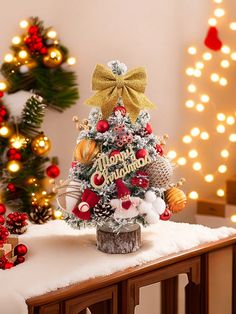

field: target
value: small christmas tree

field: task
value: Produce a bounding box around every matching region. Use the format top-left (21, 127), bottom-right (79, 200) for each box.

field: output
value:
top-left (0, 93), bottom-right (59, 222)
top-left (58, 61), bottom-right (187, 253)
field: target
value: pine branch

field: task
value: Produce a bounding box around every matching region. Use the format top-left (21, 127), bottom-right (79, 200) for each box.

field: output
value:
top-left (19, 95), bottom-right (46, 136)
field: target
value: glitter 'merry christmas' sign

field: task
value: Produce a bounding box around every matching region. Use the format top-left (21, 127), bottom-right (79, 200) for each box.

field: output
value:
top-left (90, 146), bottom-right (152, 189)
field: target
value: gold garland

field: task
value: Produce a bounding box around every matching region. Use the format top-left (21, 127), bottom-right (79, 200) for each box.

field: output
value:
top-left (85, 64), bottom-right (156, 122)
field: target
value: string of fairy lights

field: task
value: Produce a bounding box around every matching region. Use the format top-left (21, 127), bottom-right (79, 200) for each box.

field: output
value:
top-left (166, 0), bottom-right (236, 216)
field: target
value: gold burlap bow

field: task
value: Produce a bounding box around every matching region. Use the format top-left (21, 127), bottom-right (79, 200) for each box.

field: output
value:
top-left (85, 64), bottom-right (156, 123)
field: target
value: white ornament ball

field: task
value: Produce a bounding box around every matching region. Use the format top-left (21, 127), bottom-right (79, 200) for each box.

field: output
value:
top-left (145, 210), bottom-right (160, 224)
top-left (78, 202), bottom-right (90, 212)
top-left (19, 65), bottom-right (30, 74)
top-left (138, 201), bottom-right (153, 214)
top-left (145, 190), bottom-right (156, 203)
top-left (152, 197), bottom-right (166, 215)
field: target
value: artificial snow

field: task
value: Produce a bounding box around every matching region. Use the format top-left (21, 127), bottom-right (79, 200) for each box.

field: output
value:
top-left (0, 220), bottom-right (235, 314)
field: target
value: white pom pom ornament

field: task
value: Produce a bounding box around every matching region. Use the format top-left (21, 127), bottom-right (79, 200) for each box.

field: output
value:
top-left (152, 197), bottom-right (166, 215)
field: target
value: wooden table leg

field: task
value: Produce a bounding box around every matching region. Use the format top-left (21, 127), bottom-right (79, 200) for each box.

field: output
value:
top-left (233, 244), bottom-right (236, 314)
top-left (161, 276), bottom-right (178, 314)
top-left (200, 254), bottom-right (209, 314)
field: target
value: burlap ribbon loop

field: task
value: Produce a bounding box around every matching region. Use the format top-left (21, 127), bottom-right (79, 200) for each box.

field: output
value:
top-left (85, 64), bottom-right (156, 122)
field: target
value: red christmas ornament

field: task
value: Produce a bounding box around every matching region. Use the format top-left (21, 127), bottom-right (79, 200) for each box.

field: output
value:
top-left (7, 148), bottom-right (22, 161)
top-left (0, 204), bottom-right (6, 215)
top-left (131, 171), bottom-right (149, 189)
top-left (0, 225), bottom-right (9, 247)
top-left (14, 244), bottom-right (28, 256)
top-left (93, 174), bottom-right (105, 186)
top-left (40, 47), bottom-right (48, 55)
top-left (0, 108), bottom-right (7, 117)
top-left (204, 27), bottom-right (222, 51)
top-left (136, 149), bottom-right (147, 159)
top-left (113, 105), bottom-right (127, 116)
top-left (97, 120), bottom-right (109, 133)
top-left (0, 216), bottom-right (5, 225)
top-left (160, 208), bottom-right (171, 221)
top-left (0, 91), bottom-right (4, 98)
top-left (28, 25), bottom-right (39, 35)
top-left (4, 261), bottom-right (14, 270)
top-left (7, 183), bottom-right (16, 192)
top-left (109, 150), bottom-right (120, 157)
top-left (14, 256), bottom-right (25, 265)
top-left (145, 123), bottom-right (153, 134)
top-left (46, 164), bottom-right (60, 178)
top-left (156, 144), bottom-right (164, 156)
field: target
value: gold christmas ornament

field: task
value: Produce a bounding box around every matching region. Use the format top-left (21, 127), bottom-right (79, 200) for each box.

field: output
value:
top-left (43, 47), bottom-right (63, 68)
top-left (144, 156), bottom-right (174, 188)
top-left (9, 134), bottom-right (28, 149)
top-left (74, 139), bottom-right (100, 164)
top-left (165, 187), bottom-right (187, 213)
top-left (0, 125), bottom-right (13, 138)
top-left (85, 64), bottom-right (156, 123)
top-left (7, 160), bottom-right (22, 173)
top-left (31, 133), bottom-right (51, 156)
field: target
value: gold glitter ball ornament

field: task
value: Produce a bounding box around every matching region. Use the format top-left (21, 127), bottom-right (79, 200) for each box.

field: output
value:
top-left (165, 187), bottom-right (187, 213)
top-left (43, 47), bottom-right (63, 68)
top-left (74, 139), bottom-right (100, 164)
top-left (31, 133), bottom-right (51, 156)
top-left (144, 156), bottom-right (174, 188)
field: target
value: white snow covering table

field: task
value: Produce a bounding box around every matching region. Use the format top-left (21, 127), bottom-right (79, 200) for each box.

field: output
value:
top-left (0, 220), bottom-right (235, 314)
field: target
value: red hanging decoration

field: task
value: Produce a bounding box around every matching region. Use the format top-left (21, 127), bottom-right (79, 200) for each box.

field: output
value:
top-left (46, 164), bottom-right (60, 178)
top-left (204, 27), bottom-right (222, 51)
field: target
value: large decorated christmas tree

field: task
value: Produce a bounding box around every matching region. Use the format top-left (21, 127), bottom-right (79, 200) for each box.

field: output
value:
top-left (57, 61), bottom-right (187, 253)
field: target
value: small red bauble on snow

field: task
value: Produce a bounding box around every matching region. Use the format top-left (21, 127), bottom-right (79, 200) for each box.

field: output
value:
top-left (136, 149), bottom-right (147, 159)
top-left (4, 261), bottom-right (14, 269)
top-left (14, 244), bottom-right (28, 257)
top-left (97, 120), bottom-right (109, 133)
top-left (0, 216), bottom-right (5, 225)
top-left (46, 164), bottom-right (60, 178)
top-left (109, 150), bottom-right (120, 157)
top-left (0, 91), bottom-right (4, 98)
top-left (160, 208), bottom-right (171, 221)
top-left (93, 174), bottom-right (105, 186)
top-left (0, 203), bottom-right (6, 215)
top-left (14, 256), bottom-right (25, 265)
top-left (7, 183), bottom-right (16, 192)
top-left (156, 144), bottom-right (164, 156)
top-left (113, 105), bottom-right (127, 116)
top-left (40, 47), bottom-right (48, 55)
top-left (145, 123), bottom-right (153, 134)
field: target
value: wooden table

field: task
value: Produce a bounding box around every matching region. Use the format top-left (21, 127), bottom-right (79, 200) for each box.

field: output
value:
top-left (27, 235), bottom-right (236, 314)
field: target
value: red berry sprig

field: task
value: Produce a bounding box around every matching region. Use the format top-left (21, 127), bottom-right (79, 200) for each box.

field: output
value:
top-left (0, 225), bottom-right (9, 247)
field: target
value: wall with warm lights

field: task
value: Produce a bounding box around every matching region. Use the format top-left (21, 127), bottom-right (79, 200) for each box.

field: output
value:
top-left (0, 0), bottom-right (235, 222)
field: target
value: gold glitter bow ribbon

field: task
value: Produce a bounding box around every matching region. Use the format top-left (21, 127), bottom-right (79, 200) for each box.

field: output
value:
top-left (85, 64), bottom-right (156, 122)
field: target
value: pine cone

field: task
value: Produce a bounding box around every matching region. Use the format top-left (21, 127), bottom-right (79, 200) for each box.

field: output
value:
top-left (6, 212), bottom-right (28, 235)
top-left (30, 206), bottom-right (52, 224)
top-left (93, 201), bottom-right (114, 219)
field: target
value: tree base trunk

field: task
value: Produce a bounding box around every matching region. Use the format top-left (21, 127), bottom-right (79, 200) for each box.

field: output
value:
top-left (96, 223), bottom-right (141, 254)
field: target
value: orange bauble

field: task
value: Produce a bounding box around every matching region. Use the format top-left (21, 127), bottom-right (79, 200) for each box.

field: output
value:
top-left (74, 139), bottom-right (99, 164)
top-left (165, 187), bottom-right (187, 213)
